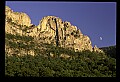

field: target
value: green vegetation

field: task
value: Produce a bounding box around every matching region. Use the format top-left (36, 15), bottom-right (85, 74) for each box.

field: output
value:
top-left (5, 50), bottom-right (116, 77)
top-left (5, 15), bottom-right (116, 77)
top-left (5, 33), bottom-right (34, 42)
top-left (5, 33), bottom-right (116, 77)
top-left (5, 33), bottom-right (34, 51)
top-left (100, 45), bottom-right (116, 58)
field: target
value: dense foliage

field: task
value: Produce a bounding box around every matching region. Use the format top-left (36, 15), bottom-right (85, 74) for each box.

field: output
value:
top-left (5, 48), bottom-right (116, 77)
top-left (100, 45), bottom-right (116, 58)
top-left (5, 32), bottom-right (116, 77)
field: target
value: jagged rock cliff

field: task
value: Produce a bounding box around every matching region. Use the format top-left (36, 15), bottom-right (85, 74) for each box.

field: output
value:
top-left (5, 6), bottom-right (32, 27)
top-left (5, 6), bottom-right (103, 56)
top-left (37, 16), bottom-right (93, 52)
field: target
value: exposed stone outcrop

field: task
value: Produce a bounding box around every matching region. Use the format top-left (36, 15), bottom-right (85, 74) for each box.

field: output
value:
top-left (5, 6), bottom-right (32, 27)
top-left (5, 45), bottom-right (35, 56)
top-left (60, 54), bottom-right (71, 59)
top-left (93, 45), bottom-right (104, 53)
top-left (37, 16), bottom-right (93, 52)
top-left (5, 6), bottom-right (104, 57)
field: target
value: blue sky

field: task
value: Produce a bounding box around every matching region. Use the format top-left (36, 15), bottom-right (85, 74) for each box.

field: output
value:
top-left (6, 1), bottom-right (116, 48)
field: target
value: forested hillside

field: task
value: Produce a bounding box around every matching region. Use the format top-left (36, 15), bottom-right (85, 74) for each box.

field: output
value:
top-left (5, 33), bottom-right (116, 77)
top-left (5, 6), bottom-right (116, 77)
top-left (100, 45), bottom-right (116, 58)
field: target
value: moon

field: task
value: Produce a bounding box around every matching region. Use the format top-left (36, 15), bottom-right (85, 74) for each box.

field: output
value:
top-left (100, 37), bottom-right (102, 40)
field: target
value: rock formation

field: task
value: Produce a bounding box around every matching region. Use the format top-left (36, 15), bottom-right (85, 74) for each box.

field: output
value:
top-left (93, 45), bottom-right (103, 53)
top-left (37, 16), bottom-right (93, 52)
top-left (5, 6), bottom-right (32, 27)
top-left (5, 6), bottom-right (104, 57)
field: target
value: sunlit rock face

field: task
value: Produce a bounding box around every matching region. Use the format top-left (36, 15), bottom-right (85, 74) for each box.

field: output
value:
top-left (37, 16), bottom-right (94, 52)
top-left (5, 6), bottom-right (104, 57)
top-left (93, 45), bottom-right (104, 53)
top-left (5, 6), bottom-right (32, 27)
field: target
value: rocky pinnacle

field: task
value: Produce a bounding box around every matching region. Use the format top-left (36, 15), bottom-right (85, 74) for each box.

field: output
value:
top-left (5, 6), bottom-right (104, 56)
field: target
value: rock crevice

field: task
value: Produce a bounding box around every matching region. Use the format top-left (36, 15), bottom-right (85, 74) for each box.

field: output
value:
top-left (5, 6), bottom-right (104, 56)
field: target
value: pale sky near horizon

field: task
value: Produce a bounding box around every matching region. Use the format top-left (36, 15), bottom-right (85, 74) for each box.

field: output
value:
top-left (6, 1), bottom-right (116, 48)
